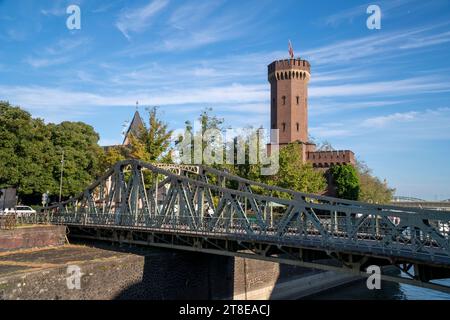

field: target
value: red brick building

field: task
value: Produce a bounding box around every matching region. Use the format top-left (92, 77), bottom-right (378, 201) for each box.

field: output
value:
top-left (267, 58), bottom-right (355, 168)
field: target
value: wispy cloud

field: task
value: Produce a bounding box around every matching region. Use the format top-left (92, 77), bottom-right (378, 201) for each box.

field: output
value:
top-left (310, 75), bottom-right (450, 98)
top-left (0, 83), bottom-right (267, 110)
top-left (311, 107), bottom-right (450, 140)
top-left (119, 1), bottom-right (273, 55)
top-left (24, 56), bottom-right (71, 68)
top-left (322, 0), bottom-right (429, 27)
top-left (116, 0), bottom-right (169, 40)
top-left (24, 37), bottom-right (90, 68)
top-left (304, 23), bottom-right (450, 65)
top-left (361, 111), bottom-right (418, 128)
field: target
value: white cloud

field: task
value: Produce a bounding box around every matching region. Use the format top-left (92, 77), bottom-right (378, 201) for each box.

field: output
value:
top-left (25, 37), bottom-right (90, 68)
top-left (116, 0), bottom-right (169, 40)
top-left (311, 107), bottom-right (450, 140)
top-left (0, 83), bottom-right (267, 110)
top-left (361, 111), bottom-right (418, 128)
top-left (310, 76), bottom-right (450, 98)
top-left (24, 56), bottom-right (71, 68)
top-left (304, 23), bottom-right (450, 65)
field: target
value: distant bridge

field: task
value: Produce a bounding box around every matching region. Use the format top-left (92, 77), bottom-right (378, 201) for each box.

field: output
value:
top-left (392, 196), bottom-right (450, 211)
top-left (25, 160), bottom-right (450, 293)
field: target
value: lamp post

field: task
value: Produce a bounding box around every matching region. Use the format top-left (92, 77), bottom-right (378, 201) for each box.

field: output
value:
top-left (59, 150), bottom-right (65, 203)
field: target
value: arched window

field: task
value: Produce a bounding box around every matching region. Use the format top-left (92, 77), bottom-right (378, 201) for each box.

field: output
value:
top-left (282, 96), bottom-right (286, 105)
top-left (296, 96), bottom-right (299, 105)
top-left (284, 71), bottom-right (288, 79)
top-left (296, 123), bottom-right (299, 131)
top-left (282, 123), bottom-right (286, 132)
top-left (280, 72), bottom-right (284, 80)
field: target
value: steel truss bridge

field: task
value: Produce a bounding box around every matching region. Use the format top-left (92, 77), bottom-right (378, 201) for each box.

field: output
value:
top-left (30, 160), bottom-right (450, 293)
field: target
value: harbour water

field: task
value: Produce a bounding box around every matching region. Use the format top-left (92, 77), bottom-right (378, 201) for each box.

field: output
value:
top-left (308, 278), bottom-right (450, 300)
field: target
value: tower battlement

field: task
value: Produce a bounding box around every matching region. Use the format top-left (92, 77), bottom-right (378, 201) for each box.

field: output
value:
top-left (268, 59), bottom-right (311, 82)
top-left (306, 150), bottom-right (356, 169)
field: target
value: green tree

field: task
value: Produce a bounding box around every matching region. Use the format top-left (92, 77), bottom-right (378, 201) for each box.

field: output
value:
top-left (266, 143), bottom-right (326, 195)
top-left (0, 102), bottom-right (105, 203)
top-left (357, 160), bottom-right (395, 203)
top-left (123, 107), bottom-right (173, 163)
top-left (0, 101), bottom-right (56, 200)
top-left (176, 108), bottom-right (224, 166)
top-left (330, 164), bottom-right (360, 200)
top-left (48, 121), bottom-right (104, 198)
top-left (143, 107), bottom-right (173, 162)
top-left (102, 146), bottom-right (126, 171)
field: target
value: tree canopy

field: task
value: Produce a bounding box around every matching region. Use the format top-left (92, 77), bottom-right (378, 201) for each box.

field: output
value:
top-left (356, 160), bottom-right (395, 203)
top-left (330, 164), bottom-right (360, 200)
top-left (0, 101), bottom-right (103, 204)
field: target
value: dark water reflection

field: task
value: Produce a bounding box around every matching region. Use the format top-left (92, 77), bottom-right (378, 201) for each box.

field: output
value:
top-left (308, 278), bottom-right (450, 300)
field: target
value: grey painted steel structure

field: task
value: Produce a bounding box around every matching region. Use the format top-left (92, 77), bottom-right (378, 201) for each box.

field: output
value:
top-left (29, 160), bottom-right (450, 293)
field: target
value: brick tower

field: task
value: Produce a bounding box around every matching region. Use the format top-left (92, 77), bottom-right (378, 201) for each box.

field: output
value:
top-left (268, 58), bottom-right (316, 159)
top-left (268, 57), bottom-right (355, 168)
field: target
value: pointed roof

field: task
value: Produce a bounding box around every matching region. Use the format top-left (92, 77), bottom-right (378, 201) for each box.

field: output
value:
top-left (123, 111), bottom-right (145, 145)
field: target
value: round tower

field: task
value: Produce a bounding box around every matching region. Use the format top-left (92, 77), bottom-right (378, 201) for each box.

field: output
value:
top-left (268, 58), bottom-right (311, 145)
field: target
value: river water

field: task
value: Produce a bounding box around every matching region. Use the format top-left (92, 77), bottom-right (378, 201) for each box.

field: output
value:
top-left (309, 278), bottom-right (450, 300)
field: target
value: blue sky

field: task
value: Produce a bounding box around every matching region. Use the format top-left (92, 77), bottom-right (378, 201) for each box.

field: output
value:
top-left (1, 0), bottom-right (450, 200)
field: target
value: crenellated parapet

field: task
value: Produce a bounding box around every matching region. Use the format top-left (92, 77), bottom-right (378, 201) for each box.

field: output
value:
top-left (268, 59), bottom-right (311, 82)
top-left (306, 150), bottom-right (356, 169)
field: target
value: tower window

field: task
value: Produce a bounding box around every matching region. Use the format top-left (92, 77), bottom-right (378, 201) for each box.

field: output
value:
top-left (296, 123), bottom-right (299, 131)
top-left (282, 96), bottom-right (286, 105)
top-left (282, 123), bottom-right (286, 132)
top-left (296, 96), bottom-right (299, 105)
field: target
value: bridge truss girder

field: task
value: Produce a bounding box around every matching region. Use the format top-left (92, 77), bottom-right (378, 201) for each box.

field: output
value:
top-left (37, 159), bottom-right (450, 293)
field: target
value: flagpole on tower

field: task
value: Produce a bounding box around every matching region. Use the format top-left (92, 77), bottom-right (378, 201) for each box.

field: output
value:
top-left (288, 40), bottom-right (294, 59)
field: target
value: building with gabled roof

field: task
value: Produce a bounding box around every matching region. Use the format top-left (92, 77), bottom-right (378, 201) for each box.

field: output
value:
top-left (122, 110), bottom-right (145, 146)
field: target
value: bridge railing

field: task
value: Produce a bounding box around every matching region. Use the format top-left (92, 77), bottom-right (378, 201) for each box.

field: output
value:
top-left (39, 211), bottom-right (450, 264)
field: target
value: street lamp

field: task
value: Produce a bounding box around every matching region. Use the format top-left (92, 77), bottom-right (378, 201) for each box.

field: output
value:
top-left (59, 150), bottom-right (65, 202)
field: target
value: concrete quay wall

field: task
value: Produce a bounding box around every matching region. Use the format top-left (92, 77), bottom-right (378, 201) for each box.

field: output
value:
top-left (0, 244), bottom-right (360, 300)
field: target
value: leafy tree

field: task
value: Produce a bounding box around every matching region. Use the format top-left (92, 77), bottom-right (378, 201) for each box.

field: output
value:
top-left (124, 134), bottom-right (149, 161)
top-left (123, 107), bottom-right (173, 163)
top-left (0, 101), bottom-right (105, 204)
top-left (48, 121), bottom-right (104, 199)
top-left (330, 164), bottom-right (360, 200)
top-left (357, 160), bottom-right (395, 203)
top-left (0, 101), bottom-right (56, 201)
top-left (143, 107), bottom-right (173, 162)
top-left (102, 146), bottom-right (126, 172)
top-left (265, 143), bottom-right (326, 195)
top-left (176, 108), bottom-right (224, 166)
